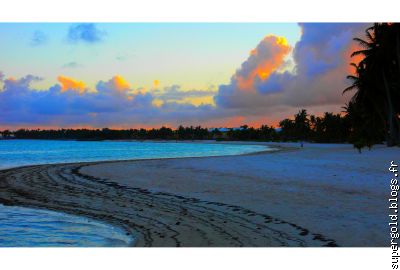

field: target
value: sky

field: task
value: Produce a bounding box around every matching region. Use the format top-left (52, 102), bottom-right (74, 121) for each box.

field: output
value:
top-left (0, 23), bottom-right (368, 129)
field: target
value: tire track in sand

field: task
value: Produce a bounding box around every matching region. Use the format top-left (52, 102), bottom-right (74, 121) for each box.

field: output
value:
top-left (0, 162), bottom-right (338, 247)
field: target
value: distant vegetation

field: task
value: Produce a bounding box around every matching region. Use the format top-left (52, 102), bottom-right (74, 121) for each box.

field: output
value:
top-left (1, 24), bottom-right (399, 151)
top-left (0, 109), bottom-right (352, 143)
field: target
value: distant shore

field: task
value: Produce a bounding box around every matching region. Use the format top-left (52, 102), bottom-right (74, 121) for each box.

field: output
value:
top-left (0, 142), bottom-right (396, 246)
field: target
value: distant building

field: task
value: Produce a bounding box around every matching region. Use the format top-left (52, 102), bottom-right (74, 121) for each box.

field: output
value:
top-left (0, 132), bottom-right (15, 139)
top-left (208, 127), bottom-right (244, 132)
top-left (208, 127), bottom-right (244, 140)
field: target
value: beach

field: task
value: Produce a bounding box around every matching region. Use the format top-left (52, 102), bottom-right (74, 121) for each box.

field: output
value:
top-left (0, 142), bottom-right (395, 247)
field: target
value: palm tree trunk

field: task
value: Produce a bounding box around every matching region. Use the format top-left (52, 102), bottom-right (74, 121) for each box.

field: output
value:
top-left (382, 69), bottom-right (398, 146)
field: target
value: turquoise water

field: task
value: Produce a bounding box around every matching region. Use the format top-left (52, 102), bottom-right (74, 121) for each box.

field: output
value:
top-left (0, 139), bottom-right (268, 170)
top-left (0, 139), bottom-right (268, 247)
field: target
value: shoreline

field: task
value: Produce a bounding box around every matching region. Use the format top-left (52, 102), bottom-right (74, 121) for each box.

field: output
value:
top-left (0, 141), bottom-right (395, 246)
top-left (0, 141), bottom-right (283, 171)
top-left (0, 204), bottom-right (136, 247)
top-left (0, 142), bottom-right (336, 247)
top-left (0, 163), bottom-right (336, 247)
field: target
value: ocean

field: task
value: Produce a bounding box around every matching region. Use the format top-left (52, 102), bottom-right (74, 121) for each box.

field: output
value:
top-left (0, 139), bottom-right (267, 170)
top-left (0, 139), bottom-right (269, 246)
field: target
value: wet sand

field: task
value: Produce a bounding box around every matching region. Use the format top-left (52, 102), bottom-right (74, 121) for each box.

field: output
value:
top-left (0, 142), bottom-right (396, 246)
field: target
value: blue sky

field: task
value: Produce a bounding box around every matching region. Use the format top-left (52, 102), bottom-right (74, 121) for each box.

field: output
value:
top-left (0, 23), bottom-right (300, 90)
top-left (0, 23), bottom-right (368, 129)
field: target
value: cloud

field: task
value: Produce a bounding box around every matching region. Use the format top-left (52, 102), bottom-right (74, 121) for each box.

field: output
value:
top-left (0, 24), bottom-right (373, 129)
top-left (30, 31), bottom-right (47, 46)
top-left (214, 34), bottom-right (291, 108)
top-left (0, 75), bottom-right (47, 119)
top-left (254, 71), bottom-right (293, 94)
top-left (154, 85), bottom-right (216, 102)
top-left (293, 23), bottom-right (358, 78)
top-left (62, 62), bottom-right (83, 69)
top-left (214, 23), bottom-right (369, 119)
top-left (4, 75), bottom-right (43, 88)
top-left (57, 76), bottom-right (88, 94)
top-left (67, 23), bottom-right (105, 44)
top-left (96, 75), bottom-right (131, 92)
top-left (0, 74), bottom-right (223, 128)
top-left (233, 35), bottom-right (291, 91)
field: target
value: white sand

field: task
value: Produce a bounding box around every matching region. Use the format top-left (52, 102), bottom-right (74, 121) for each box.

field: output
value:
top-left (81, 142), bottom-right (397, 246)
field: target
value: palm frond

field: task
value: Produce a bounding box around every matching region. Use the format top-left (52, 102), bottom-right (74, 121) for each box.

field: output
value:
top-left (353, 37), bottom-right (371, 49)
top-left (343, 84), bottom-right (358, 94)
top-left (349, 62), bottom-right (358, 69)
top-left (346, 75), bottom-right (358, 80)
top-left (366, 32), bottom-right (374, 43)
top-left (351, 49), bottom-right (369, 58)
top-left (365, 27), bottom-right (375, 42)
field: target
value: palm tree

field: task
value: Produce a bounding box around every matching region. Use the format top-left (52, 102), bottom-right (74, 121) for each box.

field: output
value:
top-left (294, 109), bottom-right (310, 145)
top-left (344, 62), bottom-right (386, 128)
top-left (344, 23), bottom-right (400, 146)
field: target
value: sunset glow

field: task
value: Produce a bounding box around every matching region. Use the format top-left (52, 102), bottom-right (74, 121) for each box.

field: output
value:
top-left (0, 23), bottom-right (368, 129)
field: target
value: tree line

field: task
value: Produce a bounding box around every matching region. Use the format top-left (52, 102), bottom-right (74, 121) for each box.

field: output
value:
top-left (2, 126), bottom-right (210, 141)
top-left (0, 107), bottom-right (388, 151)
top-left (0, 110), bottom-right (355, 144)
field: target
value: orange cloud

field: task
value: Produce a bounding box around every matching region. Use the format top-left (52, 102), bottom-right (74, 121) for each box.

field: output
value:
top-left (111, 75), bottom-right (130, 91)
top-left (235, 35), bottom-right (291, 91)
top-left (57, 76), bottom-right (87, 94)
